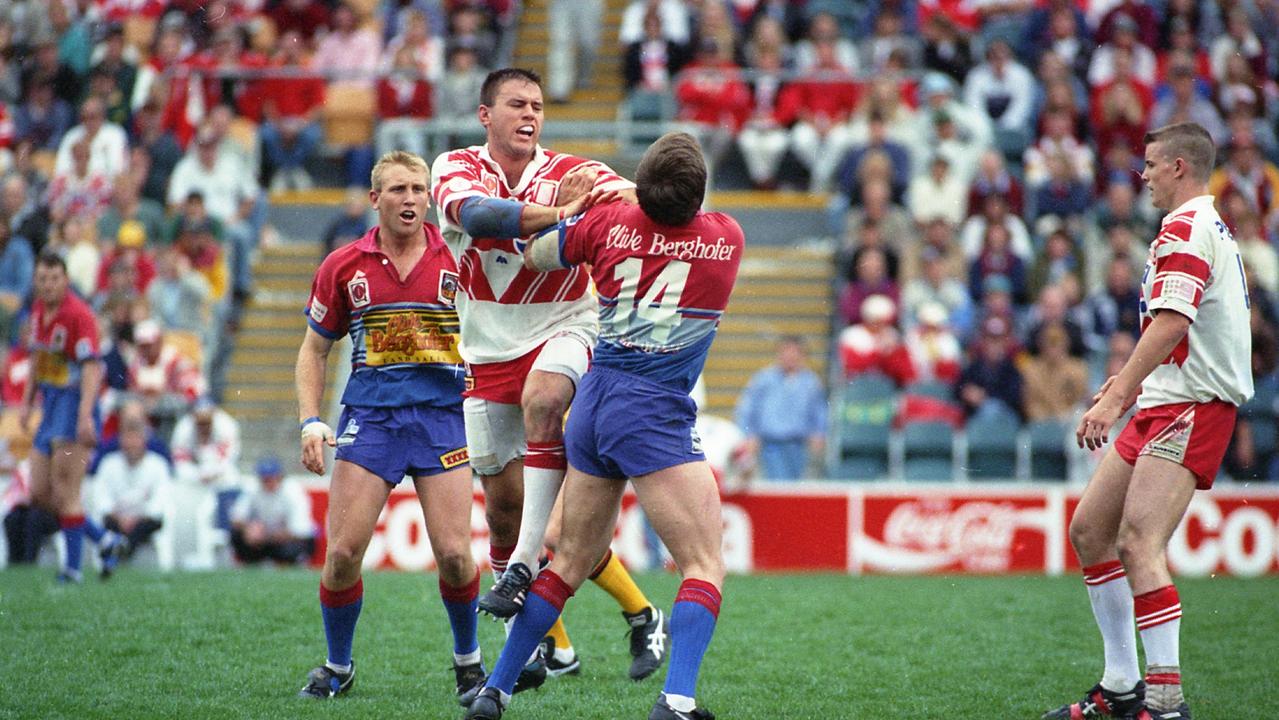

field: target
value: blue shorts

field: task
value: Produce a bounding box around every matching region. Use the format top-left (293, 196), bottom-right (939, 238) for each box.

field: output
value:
top-left (565, 367), bottom-right (704, 480)
top-left (334, 403), bottom-right (469, 484)
top-left (34, 387), bottom-right (88, 455)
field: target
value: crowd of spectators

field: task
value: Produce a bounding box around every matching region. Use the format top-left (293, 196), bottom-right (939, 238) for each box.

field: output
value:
top-left (0, 0), bottom-right (517, 568)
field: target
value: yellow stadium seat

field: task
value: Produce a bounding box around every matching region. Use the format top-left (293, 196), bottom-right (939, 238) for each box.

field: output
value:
top-left (323, 83), bottom-right (376, 148)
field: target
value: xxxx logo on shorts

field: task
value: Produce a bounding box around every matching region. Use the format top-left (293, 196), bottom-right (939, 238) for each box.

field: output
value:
top-left (440, 447), bottom-right (470, 469)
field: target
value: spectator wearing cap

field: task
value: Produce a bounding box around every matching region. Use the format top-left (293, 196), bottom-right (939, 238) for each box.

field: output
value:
top-left (127, 318), bottom-right (207, 432)
top-left (55, 97), bottom-right (129, 180)
top-left (92, 407), bottom-right (173, 567)
top-left (96, 173), bottom-right (166, 249)
top-left (735, 336), bottom-right (828, 480)
top-left (257, 31), bottom-right (326, 192)
top-left (94, 220), bottom-right (156, 296)
top-left (956, 315), bottom-right (1023, 421)
top-left (838, 294), bottom-right (915, 386)
top-left (901, 239), bottom-right (973, 335)
top-left (14, 78), bottom-right (74, 151)
top-left (911, 72), bottom-right (992, 164)
top-left (907, 152), bottom-right (967, 226)
top-left (229, 456), bottom-right (316, 566)
top-left (904, 302), bottom-right (961, 384)
top-left (169, 396), bottom-right (242, 569)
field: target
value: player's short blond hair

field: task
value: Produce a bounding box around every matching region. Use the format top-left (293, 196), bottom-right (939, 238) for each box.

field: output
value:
top-left (1144, 123), bottom-right (1215, 182)
top-left (371, 150), bottom-right (430, 192)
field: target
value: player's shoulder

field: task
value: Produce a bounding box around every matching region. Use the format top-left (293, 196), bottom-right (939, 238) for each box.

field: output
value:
top-left (316, 235), bottom-right (371, 277)
top-left (695, 211), bottom-right (745, 238)
top-left (431, 146), bottom-right (485, 173)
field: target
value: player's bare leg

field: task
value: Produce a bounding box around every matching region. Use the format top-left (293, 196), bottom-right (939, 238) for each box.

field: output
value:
top-left (1117, 456), bottom-right (1197, 718)
top-left (300, 461), bottom-right (391, 699)
top-left (414, 467), bottom-right (485, 703)
top-left (478, 461), bottom-right (523, 574)
top-left (49, 441), bottom-right (99, 582)
top-left (1045, 450), bottom-right (1145, 719)
top-left (632, 461), bottom-right (724, 720)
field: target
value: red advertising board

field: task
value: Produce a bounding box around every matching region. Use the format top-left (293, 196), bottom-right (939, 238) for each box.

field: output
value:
top-left (300, 481), bottom-right (1279, 576)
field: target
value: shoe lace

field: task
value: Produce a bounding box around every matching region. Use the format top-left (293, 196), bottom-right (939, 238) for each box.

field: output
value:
top-left (492, 565), bottom-right (531, 600)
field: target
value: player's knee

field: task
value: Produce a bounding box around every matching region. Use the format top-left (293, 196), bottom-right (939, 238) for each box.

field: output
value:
top-left (1115, 521), bottom-right (1157, 567)
top-left (1068, 515), bottom-right (1098, 556)
top-left (324, 542), bottom-right (364, 577)
top-left (521, 385), bottom-right (570, 440)
top-left (435, 550), bottom-right (474, 586)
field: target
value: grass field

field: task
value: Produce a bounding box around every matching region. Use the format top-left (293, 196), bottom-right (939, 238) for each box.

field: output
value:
top-left (1, 568), bottom-right (1275, 719)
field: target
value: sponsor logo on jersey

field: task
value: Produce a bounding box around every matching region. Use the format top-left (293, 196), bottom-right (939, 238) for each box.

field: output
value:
top-left (310, 296), bottom-right (329, 323)
top-left (51, 326), bottom-right (67, 348)
top-left (464, 374), bottom-right (475, 392)
top-left (366, 311), bottom-right (457, 357)
top-left (348, 271), bottom-right (371, 308)
top-left (440, 446), bottom-right (469, 468)
top-left (439, 270), bottom-right (459, 305)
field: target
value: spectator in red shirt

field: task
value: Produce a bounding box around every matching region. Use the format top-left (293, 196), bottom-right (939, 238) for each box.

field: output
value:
top-left (779, 39), bottom-right (859, 192)
top-left (838, 294), bottom-right (915, 385)
top-left (674, 38), bottom-right (751, 169)
top-left (374, 45), bottom-right (433, 158)
top-left (257, 32), bottom-right (325, 191)
top-left (1089, 46), bottom-right (1153, 162)
top-left (94, 220), bottom-right (156, 296)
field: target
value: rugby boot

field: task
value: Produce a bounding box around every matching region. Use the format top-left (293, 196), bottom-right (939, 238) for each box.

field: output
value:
top-left (479, 563), bottom-right (533, 619)
top-left (1043, 681), bottom-right (1146, 719)
top-left (625, 606), bottom-right (669, 680)
top-left (298, 662), bottom-right (355, 698)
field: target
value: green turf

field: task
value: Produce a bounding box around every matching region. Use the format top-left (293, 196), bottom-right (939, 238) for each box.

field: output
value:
top-left (1, 568), bottom-right (1274, 719)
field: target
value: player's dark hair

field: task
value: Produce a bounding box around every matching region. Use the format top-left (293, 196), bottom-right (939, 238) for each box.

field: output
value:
top-left (36, 249), bottom-right (67, 274)
top-left (1144, 122), bottom-right (1216, 182)
top-left (635, 132), bottom-right (706, 226)
top-left (480, 68), bottom-right (542, 107)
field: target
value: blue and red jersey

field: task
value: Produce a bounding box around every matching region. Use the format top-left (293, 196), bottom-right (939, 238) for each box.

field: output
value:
top-left (30, 290), bottom-right (99, 392)
top-left (553, 201), bottom-right (744, 393)
top-left (305, 225), bottom-right (465, 408)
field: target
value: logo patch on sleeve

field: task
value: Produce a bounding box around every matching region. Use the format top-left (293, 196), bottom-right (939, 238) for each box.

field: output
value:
top-left (440, 447), bottom-right (470, 468)
top-left (310, 297), bottom-right (329, 323)
top-left (439, 270), bottom-right (459, 305)
top-left (1161, 275), bottom-right (1197, 305)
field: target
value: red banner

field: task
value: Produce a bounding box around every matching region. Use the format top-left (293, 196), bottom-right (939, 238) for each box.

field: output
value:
top-left (300, 481), bottom-right (1279, 576)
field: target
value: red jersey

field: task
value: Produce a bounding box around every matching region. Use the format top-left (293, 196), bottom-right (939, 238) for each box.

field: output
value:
top-left (551, 201), bottom-right (744, 393)
top-left (430, 145), bottom-right (634, 364)
top-left (306, 225), bottom-right (465, 408)
top-left (30, 291), bottom-right (99, 391)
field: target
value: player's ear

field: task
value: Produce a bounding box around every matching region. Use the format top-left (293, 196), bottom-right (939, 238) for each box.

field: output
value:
top-left (478, 104), bottom-right (491, 127)
top-left (368, 189), bottom-right (378, 207)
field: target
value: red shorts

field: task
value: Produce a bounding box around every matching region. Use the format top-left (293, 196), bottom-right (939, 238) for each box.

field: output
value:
top-left (464, 344), bottom-right (542, 405)
top-left (1114, 400), bottom-right (1237, 489)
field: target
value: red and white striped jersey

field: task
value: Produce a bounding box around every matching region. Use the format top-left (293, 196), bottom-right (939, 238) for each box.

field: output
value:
top-left (1137, 195), bottom-right (1253, 408)
top-left (430, 145), bottom-right (635, 364)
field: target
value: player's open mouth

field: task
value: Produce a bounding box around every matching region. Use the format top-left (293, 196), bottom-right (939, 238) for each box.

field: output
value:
top-left (516, 125), bottom-right (535, 138)
top-left (399, 210), bottom-right (417, 221)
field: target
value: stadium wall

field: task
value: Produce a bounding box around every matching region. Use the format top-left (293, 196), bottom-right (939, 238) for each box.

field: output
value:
top-left (299, 480), bottom-right (1279, 578)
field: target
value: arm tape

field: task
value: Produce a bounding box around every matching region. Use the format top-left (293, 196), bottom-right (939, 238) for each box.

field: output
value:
top-left (458, 196), bottom-right (524, 239)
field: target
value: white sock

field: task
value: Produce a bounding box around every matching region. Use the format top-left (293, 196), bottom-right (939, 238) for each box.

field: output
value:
top-left (509, 465), bottom-right (565, 570)
top-left (325, 661), bottom-right (352, 674)
top-left (552, 645), bottom-right (576, 663)
top-left (1084, 568), bottom-right (1141, 691)
top-left (454, 649), bottom-right (482, 667)
top-left (664, 693), bottom-right (696, 713)
top-left (1139, 618), bottom-right (1181, 670)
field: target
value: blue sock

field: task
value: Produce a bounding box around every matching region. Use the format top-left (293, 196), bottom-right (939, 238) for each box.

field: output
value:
top-left (320, 579), bottom-right (364, 668)
top-left (82, 518), bottom-right (106, 544)
top-left (489, 571), bottom-right (574, 694)
top-left (440, 572), bottom-right (480, 657)
top-left (60, 516), bottom-right (85, 573)
top-left (663, 579), bottom-right (722, 699)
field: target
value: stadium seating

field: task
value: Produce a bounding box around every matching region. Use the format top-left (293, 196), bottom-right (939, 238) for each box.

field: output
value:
top-left (901, 420), bottom-right (956, 481)
top-left (965, 412), bottom-right (1022, 480)
top-left (1026, 419), bottom-right (1071, 482)
top-left (832, 373), bottom-right (897, 479)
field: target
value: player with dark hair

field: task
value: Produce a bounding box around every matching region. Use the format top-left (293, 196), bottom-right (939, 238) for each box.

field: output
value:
top-left (20, 251), bottom-right (122, 583)
top-left (466, 131), bottom-right (742, 720)
top-left (294, 151), bottom-right (484, 702)
top-left (431, 67), bottom-right (667, 681)
top-left (1044, 122), bottom-right (1253, 720)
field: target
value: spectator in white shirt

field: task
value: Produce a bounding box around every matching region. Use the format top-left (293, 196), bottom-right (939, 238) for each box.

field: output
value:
top-left (93, 410), bottom-right (172, 562)
top-left (54, 97), bottom-right (128, 180)
top-left (963, 39), bottom-right (1036, 149)
top-left (619, 0), bottom-right (690, 45)
top-left (230, 456), bottom-right (316, 565)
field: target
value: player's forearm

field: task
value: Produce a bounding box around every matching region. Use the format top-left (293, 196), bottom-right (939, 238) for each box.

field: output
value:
top-left (518, 202), bottom-right (568, 236)
top-left (1102, 310), bottom-right (1191, 406)
top-left (294, 345), bottom-right (329, 422)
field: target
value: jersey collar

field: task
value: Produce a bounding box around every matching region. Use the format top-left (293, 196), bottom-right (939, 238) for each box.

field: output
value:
top-left (1165, 194), bottom-right (1215, 219)
top-left (478, 143), bottom-right (549, 196)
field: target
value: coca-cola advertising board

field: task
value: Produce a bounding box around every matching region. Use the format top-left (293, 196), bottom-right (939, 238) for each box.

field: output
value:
top-left (300, 481), bottom-right (1279, 576)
